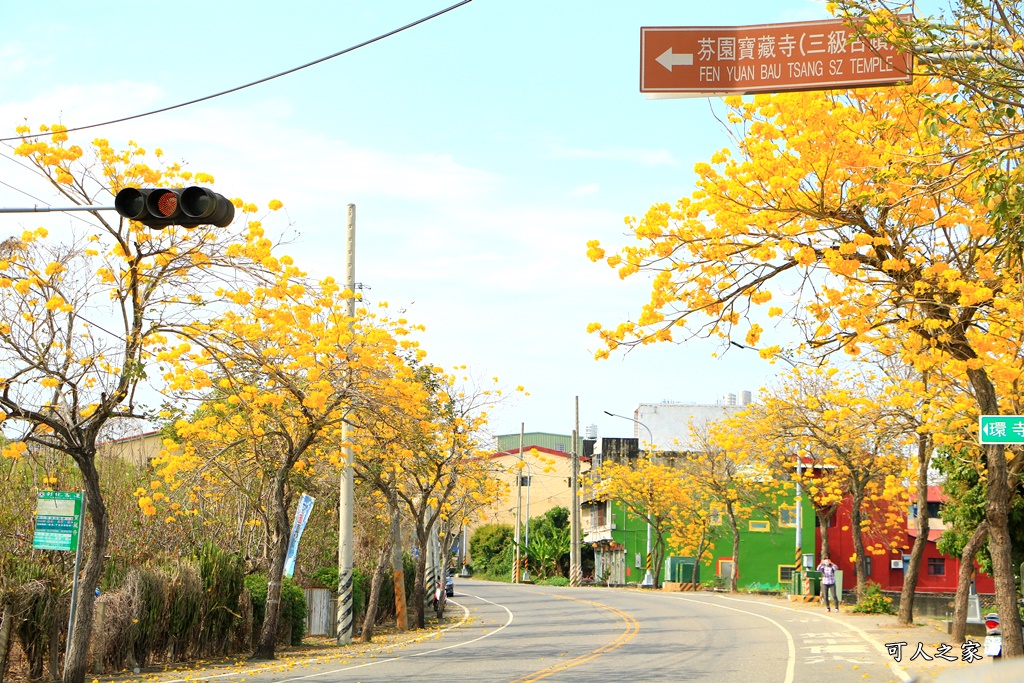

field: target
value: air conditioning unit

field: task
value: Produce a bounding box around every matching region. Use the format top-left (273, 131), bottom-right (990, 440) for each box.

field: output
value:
top-left (890, 559), bottom-right (904, 569)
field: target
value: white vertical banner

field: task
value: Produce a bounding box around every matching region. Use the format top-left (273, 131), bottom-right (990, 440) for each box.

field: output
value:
top-left (284, 494), bottom-right (316, 578)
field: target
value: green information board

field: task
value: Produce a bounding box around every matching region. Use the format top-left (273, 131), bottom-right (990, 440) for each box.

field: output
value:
top-left (979, 415), bottom-right (1024, 445)
top-left (33, 491), bottom-right (83, 551)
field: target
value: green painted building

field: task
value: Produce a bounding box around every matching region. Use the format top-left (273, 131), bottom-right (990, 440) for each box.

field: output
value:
top-left (583, 436), bottom-right (815, 590)
top-left (694, 490), bottom-right (816, 590)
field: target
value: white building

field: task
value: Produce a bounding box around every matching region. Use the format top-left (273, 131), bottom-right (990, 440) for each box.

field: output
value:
top-left (633, 392), bottom-right (752, 452)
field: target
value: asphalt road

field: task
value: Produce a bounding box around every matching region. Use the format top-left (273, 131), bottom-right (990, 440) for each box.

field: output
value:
top-left (156, 579), bottom-right (908, 683)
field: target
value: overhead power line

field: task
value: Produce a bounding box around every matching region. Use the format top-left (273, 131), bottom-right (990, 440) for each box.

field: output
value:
top-left (0, 0), bottom-right (473, 143)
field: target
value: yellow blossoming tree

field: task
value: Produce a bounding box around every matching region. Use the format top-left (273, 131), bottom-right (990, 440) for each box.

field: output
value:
top-left (587, 78), bottom-right (1024, 652)
top-left (154, 274), bottom-right (421, 659)
top-left (0, 125), bottom-right (283, 683)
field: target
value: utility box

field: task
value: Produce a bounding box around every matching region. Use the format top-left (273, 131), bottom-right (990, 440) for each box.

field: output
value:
top-left (805, 569), bottom-right (822, 596)
top-left (664, 556), bottom-right (699, 584)
top-left (791, 570), bottom-right (822, 596)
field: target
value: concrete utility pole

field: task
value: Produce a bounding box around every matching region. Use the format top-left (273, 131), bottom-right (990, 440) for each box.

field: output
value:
top-left (570, 397), bottom-right (581, 587)
top-left (513, 424), bottom-right (524, 583)
top-left (795, 451), bottom-right (804, 582)
top-left (336, 204), bottom-right (356, 644)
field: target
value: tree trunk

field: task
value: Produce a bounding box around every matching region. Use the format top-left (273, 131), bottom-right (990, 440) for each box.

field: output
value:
top-left (63, 458), bottom-right (109, 683)
top-left (0, 603), bottom-right (13, 683)
top-left (951, 522), bottom-right (988, 644)
top-left (652, 528), bottom-right (666, 588)
top-left (984, 442), bottom-right (1023, 655)
top-left (390, 500), bottom-right (408, 632)
top-left (849, 490), bottom-right (868, 602)
top-left (898, 433), bottom-right (932, 625)
top-left (816, 507), bottom-right (834, 560)
top-left (966, 366), bottom-right (1024, 656)
top-left (252, 472), bottom-right (290, 660)
top-left (360, 538), bottom-right (393, 643)
top-left (728, 505), bottom-right (740, 593)
top-left (691, 528), bottom-right (708, 591)
top-left (412, 533), bottom-right (428, 629)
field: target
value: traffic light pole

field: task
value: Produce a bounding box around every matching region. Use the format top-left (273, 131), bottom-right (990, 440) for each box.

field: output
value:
top-left (336, 204), bottom-right (356, 645)
top-left (0, 205), bottom-right (114, 213)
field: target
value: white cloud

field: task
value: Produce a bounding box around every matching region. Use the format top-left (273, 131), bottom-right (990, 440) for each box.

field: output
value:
top-left (569, 182), bottom-right (599, 196)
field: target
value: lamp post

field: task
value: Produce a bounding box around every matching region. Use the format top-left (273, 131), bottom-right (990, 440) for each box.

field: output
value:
top-left (733, 339), bottom-right (802, 581)
top-left (604, 410), bottom-right (656, 588)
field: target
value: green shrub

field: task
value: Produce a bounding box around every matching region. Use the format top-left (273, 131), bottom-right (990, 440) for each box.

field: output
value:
top-left (851, 581), bottom-right (894, 614)
top-left (471, 524), bottom-right (515, 577)
top-left (127, 567), bottom-right (168, 667)
top-left (279, 580), bottom-right (306, 645)
top-left (702, 575), bottom-right (726, 590)
top-left (165, 561), bottom-right (202, 660)
top-left (245, 574), bottom-right (307, 645)
top-left (197, 543), bottom-right (244, 656)
top-left (309, 566), bottom-right (338, 589)
top-left (538, 576), bottom-right (569, 586)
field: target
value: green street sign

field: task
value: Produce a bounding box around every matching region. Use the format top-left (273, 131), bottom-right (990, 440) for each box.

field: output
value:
top-left (979, 415), bottom-right (1024, 445)
top-left (33, 491), bottom-right (83, 552)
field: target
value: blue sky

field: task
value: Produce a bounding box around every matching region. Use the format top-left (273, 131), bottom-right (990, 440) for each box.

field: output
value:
top-left (0, 0), bottom-right (864, 442)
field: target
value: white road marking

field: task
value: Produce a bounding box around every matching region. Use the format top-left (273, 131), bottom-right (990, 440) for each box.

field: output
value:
top-left (713, 594), bottom-right (912, 682)
top-left (664, 595), bottom-right (796, 683)
top-left (158, 593), bottom-right (512, 683)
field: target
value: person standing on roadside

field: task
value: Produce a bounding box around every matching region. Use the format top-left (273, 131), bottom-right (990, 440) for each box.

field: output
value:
top-left (817, 556), bottom-right (839, 612)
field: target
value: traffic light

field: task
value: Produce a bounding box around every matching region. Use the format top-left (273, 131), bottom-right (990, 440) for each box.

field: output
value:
top-left (114, 187), bottom-right (235, 229)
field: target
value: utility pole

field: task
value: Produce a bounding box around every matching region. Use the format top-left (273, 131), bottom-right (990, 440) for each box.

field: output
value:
top-left (604, 410), bottom-right (656, 588)
top-left (513, 424), bottom-right (524, 583)
top-left (795, 451), bottom-right (804, 584)
top-left (523, 459), bottom-right (531, 583)
top-left (336, 204), bottom-right (356, 644)
top-left (570, 397), bottom-right (581, 587)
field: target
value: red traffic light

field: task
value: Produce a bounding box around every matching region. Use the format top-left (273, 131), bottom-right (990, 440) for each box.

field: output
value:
top-left (114, 187), bottom-right (234, 229)
top-left (150, 190), bottom-right (179, 217)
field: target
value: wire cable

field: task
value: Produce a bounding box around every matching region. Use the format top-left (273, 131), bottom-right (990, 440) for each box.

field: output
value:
top-left (0, 0), bottom-right (473, 143)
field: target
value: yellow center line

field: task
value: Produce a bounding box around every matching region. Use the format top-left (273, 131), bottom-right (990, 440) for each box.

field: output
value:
top-left (508, 593), bottom-right (640, 683)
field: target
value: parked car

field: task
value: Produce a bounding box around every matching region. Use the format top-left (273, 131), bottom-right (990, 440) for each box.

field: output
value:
top-left (445, 568), bottom-right (455, 597)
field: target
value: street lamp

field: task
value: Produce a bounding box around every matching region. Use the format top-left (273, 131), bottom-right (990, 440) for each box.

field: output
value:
top-left (728, 340), bottom-right (800, 368)
top-left (603, 410), bottom-right (656, 588)
top-left (730, 340), bottom-right (805, 579)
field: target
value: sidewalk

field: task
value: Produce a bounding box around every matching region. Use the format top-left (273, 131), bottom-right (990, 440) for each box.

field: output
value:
top-left (724, 591), bottom-right (1007, 683)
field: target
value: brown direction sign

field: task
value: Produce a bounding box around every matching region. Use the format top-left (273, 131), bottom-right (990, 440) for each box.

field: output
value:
top-left (641, 18), bottom-right (913, 95)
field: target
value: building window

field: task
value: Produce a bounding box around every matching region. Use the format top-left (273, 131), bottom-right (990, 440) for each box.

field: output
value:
top-left (779, 506), bottom-right (796, 528)
top-left (928, 557), bottom-right (946, 576)
top-left (865, 556), bottom-right (872, 575)
top-left (927, 501), bottom-right (942, 518)
top-left (749, 520), bottom-right (770, 532)
top-left (779, 566), bottom-right (795, 583)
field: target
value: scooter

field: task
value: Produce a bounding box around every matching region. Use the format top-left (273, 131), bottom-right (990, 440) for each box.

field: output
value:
top-left (984, 612), bottom-right (1003, 658)
top-left (983, 611), bottom-right (1024, 658)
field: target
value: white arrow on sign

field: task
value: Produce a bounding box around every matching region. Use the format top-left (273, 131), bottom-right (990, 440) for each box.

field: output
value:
top-left (656, 48), bottom-right (694, 71)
